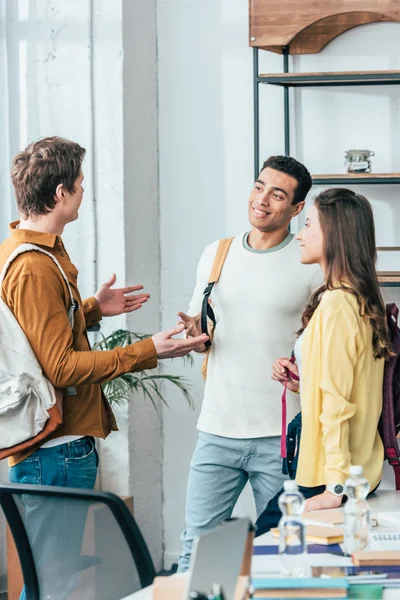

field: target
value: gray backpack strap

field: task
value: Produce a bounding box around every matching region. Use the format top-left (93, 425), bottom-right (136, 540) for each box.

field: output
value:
top-left (0, 243), bottom-right (75, 328)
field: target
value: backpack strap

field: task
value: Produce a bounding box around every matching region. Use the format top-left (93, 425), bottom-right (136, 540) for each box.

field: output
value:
top-left (281, 354), bottom-right (300, 458)
top-left (0, 243), bottom-right (75, 328)
top-left (380, 303), bottom-right (400, 490)
top-left (386, 448), bottom-right (400, 490)
top-left (201, 238), bottom-right (234, 348)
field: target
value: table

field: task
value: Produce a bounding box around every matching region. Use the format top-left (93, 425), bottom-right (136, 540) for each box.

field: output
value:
top-left (123, 490), bottom-right (400, 600)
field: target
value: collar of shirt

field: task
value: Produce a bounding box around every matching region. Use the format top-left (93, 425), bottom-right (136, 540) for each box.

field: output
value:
top-left (9, 220), bottom-right (62, 249)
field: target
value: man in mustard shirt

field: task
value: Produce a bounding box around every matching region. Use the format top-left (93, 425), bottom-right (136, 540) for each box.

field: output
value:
top-left (3, 136), bottom-right (209, 600)
top-left (2, 136), bottom-right (208, 486)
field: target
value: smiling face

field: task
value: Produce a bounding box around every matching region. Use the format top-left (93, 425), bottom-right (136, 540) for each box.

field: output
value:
top-left (296, 203), bottom-right (324, 267)
top-left (248, 167), bottom-right (304, 233)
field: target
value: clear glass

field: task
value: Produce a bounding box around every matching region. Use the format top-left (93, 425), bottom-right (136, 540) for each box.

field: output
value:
top-left (278, 483), bottom-right (310, 577)
top-left (344, 467), bottom-right (371, 555)
top-left (344, 149), bottom-right (374, 174)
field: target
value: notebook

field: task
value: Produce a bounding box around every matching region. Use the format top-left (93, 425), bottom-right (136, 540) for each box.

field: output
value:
top-left (352, 550), bottom-right (400, 567)
top-left (305, 509), bottom-right (344, 526)
top-left (251, 575), bottom-right (347, 599)
top-left (370, 531), bottom-right (400, 551)
top-left (271, 525), bottom-right (344, 545)
top-left (375, 511), bottom-right (400, 528)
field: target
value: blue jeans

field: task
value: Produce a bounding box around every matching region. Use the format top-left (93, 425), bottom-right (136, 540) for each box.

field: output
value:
top-left (178, 432), bottom-right (285, 572)
top-left (9, 436), bottom-right (98, 600)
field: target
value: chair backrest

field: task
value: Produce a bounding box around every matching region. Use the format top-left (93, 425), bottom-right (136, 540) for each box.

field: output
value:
top-left (0, 483), bottom-right (156, 600)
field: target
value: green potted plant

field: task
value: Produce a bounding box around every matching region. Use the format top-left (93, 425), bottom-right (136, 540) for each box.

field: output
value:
top-left (93, 329), bottom-right (194, 409)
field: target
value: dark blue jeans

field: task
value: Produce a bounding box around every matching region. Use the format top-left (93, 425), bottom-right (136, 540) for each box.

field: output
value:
top-left (255, 484), bottom-right (326, 537)
top-left (9, 436), bottom-right (98, 600)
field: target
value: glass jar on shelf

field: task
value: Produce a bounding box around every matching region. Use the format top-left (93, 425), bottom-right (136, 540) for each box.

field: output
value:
top-left (344, 149), bottom-right (374, 173)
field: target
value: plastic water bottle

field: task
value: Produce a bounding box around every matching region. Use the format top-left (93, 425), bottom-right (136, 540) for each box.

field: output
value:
top-left (278, 480), bottom-right (309, 577)
top-left (344, 465), bottom-right (370, 555)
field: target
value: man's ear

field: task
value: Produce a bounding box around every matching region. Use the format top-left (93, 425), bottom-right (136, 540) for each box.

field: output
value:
top-left (54, 183), bottom-right (65, 203)
top-left (292, 201), bottom-right (305, 217)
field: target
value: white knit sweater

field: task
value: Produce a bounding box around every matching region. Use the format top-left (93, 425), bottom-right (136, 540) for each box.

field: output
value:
top-left (188, 233), bottom-right (322, 438)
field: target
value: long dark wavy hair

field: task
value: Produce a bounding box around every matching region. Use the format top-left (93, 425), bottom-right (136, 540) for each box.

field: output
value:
top-left (298, 188), bottom-right (391, 360)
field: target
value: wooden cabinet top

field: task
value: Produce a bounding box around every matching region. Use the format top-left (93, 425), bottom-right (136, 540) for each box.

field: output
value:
top-left (249, 1), bottom-right (400, 54)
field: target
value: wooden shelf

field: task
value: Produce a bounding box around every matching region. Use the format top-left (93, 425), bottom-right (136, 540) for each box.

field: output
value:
top-left (258, 70), bottom-right (400, 87)
top-left (377, 247), bottom-right (400, 252)
top-left (378, 272), bottom-right (400, 287)
top-left (249, 2), bottom-right (400, 55)
top-left (312, 174), bottom-right (400, 185)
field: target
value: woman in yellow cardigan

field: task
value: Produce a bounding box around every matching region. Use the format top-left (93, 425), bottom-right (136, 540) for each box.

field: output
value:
top-left (256, 188), bottom-right (391, 535)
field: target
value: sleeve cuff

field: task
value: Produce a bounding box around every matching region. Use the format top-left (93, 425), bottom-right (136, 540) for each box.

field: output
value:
top-left (324, 466), bottom-right (348, 486)
top-left (125, 337), bottom-right (158, 372)
top-left (83, 296), bottom-right (103, 327)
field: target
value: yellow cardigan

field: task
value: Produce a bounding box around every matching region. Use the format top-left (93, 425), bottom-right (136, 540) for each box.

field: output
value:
top-left (296, 289), bottom-right (384, 490)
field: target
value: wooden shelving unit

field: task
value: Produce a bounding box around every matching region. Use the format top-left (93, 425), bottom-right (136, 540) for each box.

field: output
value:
top-left (250, 1), bottom-right (400, 287)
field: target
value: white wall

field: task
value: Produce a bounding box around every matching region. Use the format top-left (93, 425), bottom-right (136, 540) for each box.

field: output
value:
top-left (158, 0), bottom-right (400, 566)
top-left (0, 0), bottom-right (163, 572)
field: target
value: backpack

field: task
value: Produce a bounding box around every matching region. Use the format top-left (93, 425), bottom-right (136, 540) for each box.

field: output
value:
top-left (0, 243), bottom-right (75, 460)
top-left (200, 237), bottom-right (234, 380)
top-left (380, 303), bottom-right (400, 489)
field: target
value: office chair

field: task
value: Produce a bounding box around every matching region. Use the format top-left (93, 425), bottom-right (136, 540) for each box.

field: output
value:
top-left (0, 483), bottom-right (156, 600)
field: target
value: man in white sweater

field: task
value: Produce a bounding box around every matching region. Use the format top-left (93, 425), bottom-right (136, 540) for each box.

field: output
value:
top-left (177, 156), bottom-right (321, 571)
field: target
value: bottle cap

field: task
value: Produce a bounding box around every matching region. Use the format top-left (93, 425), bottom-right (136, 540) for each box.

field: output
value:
top-left (349, 465), bottom-right (363, 476)
top-left (283, 480), bottom-right (298, 492)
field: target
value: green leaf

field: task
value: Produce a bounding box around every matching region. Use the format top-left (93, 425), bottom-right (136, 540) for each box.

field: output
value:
top-left (95, 329), bottom-right (195, 409)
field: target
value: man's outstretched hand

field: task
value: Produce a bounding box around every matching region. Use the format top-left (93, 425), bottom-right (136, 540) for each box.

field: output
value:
top-left (95, 273), bottom-right (150, 317)
top-left (177, 311), bottom-right (207, 353)
top-left (152, 324), bottom-right (208, 359)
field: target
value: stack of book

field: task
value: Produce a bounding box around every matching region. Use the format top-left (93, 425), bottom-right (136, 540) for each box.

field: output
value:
top-left (270, 509), bottom-right (345, 545)
top-left (251, 576), bottom-right (348, 598)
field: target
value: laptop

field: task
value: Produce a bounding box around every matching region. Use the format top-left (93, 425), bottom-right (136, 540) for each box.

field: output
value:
top-left (185, 518), bottom-right (251, 600)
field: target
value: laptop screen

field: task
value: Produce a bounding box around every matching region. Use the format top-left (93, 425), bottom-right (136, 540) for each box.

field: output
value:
top-left (185, 518), bottom-right (251, 599)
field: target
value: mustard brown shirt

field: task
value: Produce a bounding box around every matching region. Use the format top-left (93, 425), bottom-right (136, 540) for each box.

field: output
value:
top-left (0, 222), bottom-right (158, 465)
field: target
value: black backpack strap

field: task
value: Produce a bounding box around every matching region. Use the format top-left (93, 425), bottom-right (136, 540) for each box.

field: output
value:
top-left (201, 283), bottom-right (216, 348)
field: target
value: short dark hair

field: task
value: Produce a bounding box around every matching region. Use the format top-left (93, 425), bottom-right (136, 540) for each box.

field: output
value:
top-left (11, 136), bottom-right (86, 217)
top-left (260, 155), bottom-right (312, 205)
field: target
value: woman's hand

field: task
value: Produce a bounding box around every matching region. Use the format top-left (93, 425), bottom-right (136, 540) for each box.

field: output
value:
top-left (304, 490), bottom-right (342, 512)
top-left (272, 358), bottom-right (300, 393)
